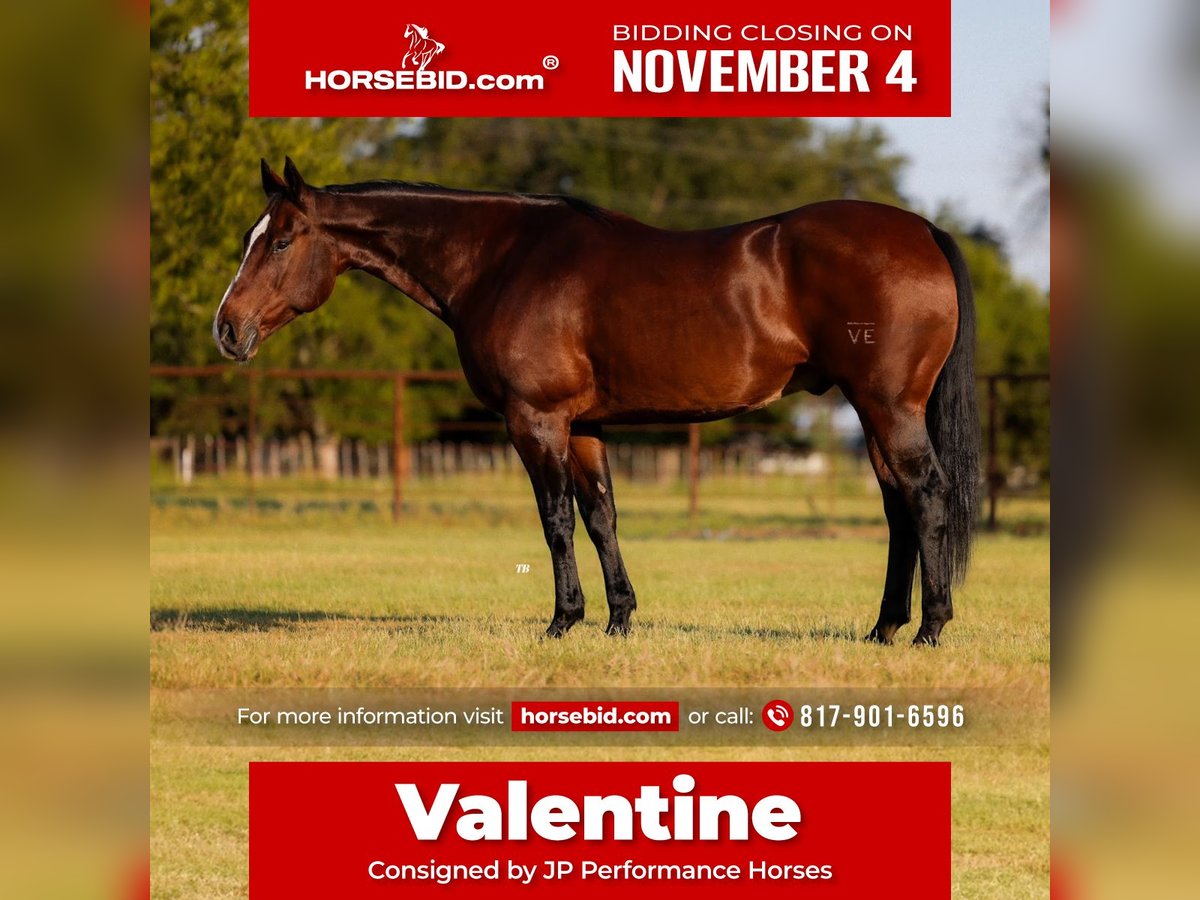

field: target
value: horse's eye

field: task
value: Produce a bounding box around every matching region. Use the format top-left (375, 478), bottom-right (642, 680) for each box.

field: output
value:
top-left (272, 239), bottom-right (291, 253)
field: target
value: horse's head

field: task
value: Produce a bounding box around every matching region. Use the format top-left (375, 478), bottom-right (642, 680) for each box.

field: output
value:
top-left (213, 158), bottom-right (339, 362)
top-left (404, 23), bottom-right (425, 39)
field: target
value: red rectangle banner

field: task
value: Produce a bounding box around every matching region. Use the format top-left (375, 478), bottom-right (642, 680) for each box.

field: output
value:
top-left (249, 761), bottom-right (950, 898)
top-left (249, 0), bottom-right (950, 117)
top-left (511, 701), bottom-right (679, 732)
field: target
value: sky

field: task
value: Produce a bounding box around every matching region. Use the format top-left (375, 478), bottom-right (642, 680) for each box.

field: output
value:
top-left (1055, 0), bottom-right (1200, 234)
top-left (825, 0), bottom-right (1050, 290)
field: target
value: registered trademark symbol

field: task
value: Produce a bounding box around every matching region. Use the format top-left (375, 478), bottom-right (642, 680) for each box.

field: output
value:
top-left (542, 55), bottom-right (559, 70)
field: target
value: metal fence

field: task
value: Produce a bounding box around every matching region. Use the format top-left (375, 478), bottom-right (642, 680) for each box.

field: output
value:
top-left (149, 365), bottom-right (1049, 527)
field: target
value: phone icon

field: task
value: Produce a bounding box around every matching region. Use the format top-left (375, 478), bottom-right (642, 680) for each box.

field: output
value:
top-left (762, 700), bottom-right (794, 732)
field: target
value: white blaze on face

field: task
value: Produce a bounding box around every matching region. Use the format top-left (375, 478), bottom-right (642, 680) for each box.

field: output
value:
top-left (213, 213), bottom-right (271, 345)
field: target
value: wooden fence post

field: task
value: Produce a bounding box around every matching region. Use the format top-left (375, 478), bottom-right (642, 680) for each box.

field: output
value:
top-left (246, 368), bottom-right (259, 508)
top-left (688, 422), bottom-right (701, 521)
top-left (393, 374), bottom-right (406, 522)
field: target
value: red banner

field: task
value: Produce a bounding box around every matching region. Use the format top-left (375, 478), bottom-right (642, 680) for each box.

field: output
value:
top-left (249, 0), bottom-right (950, 117)
top-left (250, 761), bottom-right (950, 898)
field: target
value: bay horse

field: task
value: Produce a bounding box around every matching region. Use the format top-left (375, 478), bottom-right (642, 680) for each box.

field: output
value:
top-left (214, 158), bottom-right (980, 646)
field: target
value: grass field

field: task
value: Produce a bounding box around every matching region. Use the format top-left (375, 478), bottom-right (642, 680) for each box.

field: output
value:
top-left (151, 473), bottom-right (1049, 898)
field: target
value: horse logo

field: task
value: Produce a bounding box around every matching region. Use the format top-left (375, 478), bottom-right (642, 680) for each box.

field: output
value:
top-left (403, 23), bottom-right (446, 72)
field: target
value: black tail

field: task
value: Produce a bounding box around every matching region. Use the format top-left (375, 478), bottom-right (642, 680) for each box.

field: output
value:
top-left (926, 225), bottom-right (981, 585)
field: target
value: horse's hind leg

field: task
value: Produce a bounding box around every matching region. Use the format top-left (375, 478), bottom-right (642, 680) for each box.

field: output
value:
top-left (568, 426), bottom-right (637, 635)
top-left (506, 407), bottom-right (585, 637)
top-left (859, 404), bottom-right (954, 646)
top-left (864, 436), bottom-right (918, 644)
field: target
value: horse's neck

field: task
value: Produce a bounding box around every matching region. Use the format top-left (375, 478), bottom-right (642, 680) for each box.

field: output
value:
top-left (317, 189), bottom-right (518, 322)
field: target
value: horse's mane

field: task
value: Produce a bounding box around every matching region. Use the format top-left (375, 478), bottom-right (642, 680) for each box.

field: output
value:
top-left (319, 180), bottom-right (614, 224)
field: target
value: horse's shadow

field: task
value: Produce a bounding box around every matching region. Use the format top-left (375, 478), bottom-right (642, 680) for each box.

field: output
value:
top-left (150, 608), bottom-right (475, 633)
top-left (640, 620), bottom-right (860, 643)
top-left (151, 607), bottom-right (861, 643)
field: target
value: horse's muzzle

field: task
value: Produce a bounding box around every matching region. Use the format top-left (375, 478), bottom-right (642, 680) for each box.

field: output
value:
top-left (215, 319), bottom-right (258, 362)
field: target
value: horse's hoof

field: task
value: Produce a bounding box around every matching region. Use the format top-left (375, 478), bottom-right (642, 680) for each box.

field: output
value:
top-left (912, 631), bottom-right (941, 647)
top-left (544, 614), bottom-right (582, 639)
top-left (865, 623), bottom-right (900, 644)
top-left (605, 621), bottom-right (632, 636)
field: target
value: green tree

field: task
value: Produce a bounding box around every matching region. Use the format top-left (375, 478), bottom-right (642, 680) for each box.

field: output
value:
top-left (151, 1), bottom-right (462, 440)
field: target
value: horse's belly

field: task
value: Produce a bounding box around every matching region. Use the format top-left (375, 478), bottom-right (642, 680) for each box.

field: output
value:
top-left (582, 339), bottom-right (801, 423)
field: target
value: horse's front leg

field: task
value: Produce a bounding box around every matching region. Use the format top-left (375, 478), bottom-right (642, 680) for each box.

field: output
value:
top-left (507, 407), bottom-right (585, 637)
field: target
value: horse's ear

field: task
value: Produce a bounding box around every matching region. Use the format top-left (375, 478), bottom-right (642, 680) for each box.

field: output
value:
top-left (283, 156), bottom-right (306, 200)
top-left (261, 159), bottom-right (286, 197)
